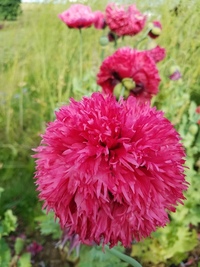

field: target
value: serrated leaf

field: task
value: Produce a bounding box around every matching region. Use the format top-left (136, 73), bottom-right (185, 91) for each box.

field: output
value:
top-left (35, 211), bottom-right (62, 239)
top-left (1, 210), bottom-right (17, 236)
top-left (79, 245), bottom-right (128, 267)
top-left (18, 253), bottom-right (31, 267)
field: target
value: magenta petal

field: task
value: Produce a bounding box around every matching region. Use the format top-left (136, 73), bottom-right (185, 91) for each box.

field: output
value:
top-left (97, 47), bottom-right (161, 103)
top-left (34, 92), bottom-right (188, 248)
top-left (58, 4), bottom-right (95, 29)
top-left (105, 3), bottom-right (146, 37)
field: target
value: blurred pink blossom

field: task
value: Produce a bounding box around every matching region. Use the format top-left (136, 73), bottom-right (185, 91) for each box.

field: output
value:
top-left (58, 4), bottom-right (95, 29)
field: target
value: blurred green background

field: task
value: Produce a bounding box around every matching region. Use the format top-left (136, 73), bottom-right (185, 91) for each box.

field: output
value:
top-left (1, 0), bottom-right (200, 266)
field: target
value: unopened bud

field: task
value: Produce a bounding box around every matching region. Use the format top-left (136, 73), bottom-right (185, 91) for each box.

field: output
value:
top-left (99, 36), bottom-right (109, 46)
top-left (151, 26), bottom-right (162, 36)
top-left (147, 40), bottom-right (157, 50)
top-left (188, 124), bottom-right (198, 135)
top-left (113, 83), bottom-right (122, 99)
top-left (148, 21), bottom-right (162, 39)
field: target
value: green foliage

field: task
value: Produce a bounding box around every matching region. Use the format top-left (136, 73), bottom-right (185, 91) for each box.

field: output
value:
top-left (35, 211), bottom-right (62, 239)
top-left (0, 189), bottom-right (17, 265)
top-left (1, 0), bottom-right (200, 266)
top-left (0, 191), bottom-right (32, 267)
top-left (79, 245), bottom-right (128, 267)
top-left (132, 78), bottom-right (200, 266)
top-left (132, 223), bottom-right (197, 265)
top-left (0, 0), bottom-right (22, 21)
top-left (36, 212), bottom-right (130, 266)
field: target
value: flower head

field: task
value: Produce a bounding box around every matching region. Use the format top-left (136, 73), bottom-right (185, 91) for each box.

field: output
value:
top-left (169, 66), bottom-right (182, 80)
top-left (27, 241), bottom-right (43, 257)
top-left (34, 92), bottom-right (187, 248)
top-left (105, 3), bottom-right (146, 37)
top-left (58, 4), bottom-right (94, 29)
top-left (93, 11), bottom-right (107, 29)
top-left (148, 21), bottom-right (162, 39)
top-left (147, 45), bottom-right (166, 63)
top-left (97, 47), bottom-right (161, 103)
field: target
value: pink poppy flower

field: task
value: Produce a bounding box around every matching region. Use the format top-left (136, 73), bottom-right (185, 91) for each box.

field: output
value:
top-left (148, 21), bottom-right (162, 39)
top-left (58, 4), bottom-right (95, 29)
top-left (34, 92), bottom-right (187, 248)
top-left (97, 47), bottom-right (160, 102)
top-left (105, 3), bottom-right (146, 36)
top-left (147, 46), bottom-right (166, 63)
top-left (93, 11), bottom-right (107, 29)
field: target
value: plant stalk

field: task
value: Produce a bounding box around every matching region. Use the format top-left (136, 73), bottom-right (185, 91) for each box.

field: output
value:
top-left (79, 29), bottom-right (83, 88)
top-left (105, 245), bottom-right (143, 267)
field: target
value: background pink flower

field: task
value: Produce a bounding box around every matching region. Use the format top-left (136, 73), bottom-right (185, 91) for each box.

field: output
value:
top-left (58, 4), bottom-right (95, 29)
top-left (93, 11), bottom-right (107, 29)
top-left (34, 93), bottom-right (187, 248)
top-left (147, 46), bottom-right (166, 63)
top-left (169, 66), bottom-right (182, 80)
top-left (105, 3), bottom-right (146, 36)
top-left (97, 47), bottom-right (160, 102)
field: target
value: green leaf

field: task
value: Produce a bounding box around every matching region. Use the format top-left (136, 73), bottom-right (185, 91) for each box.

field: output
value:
top-left (188, 101), bottom-right (197, 122)
top-left (132, 223), bottom-right (197, 265)
top-left (14, 237), bottom-right (25, 255)
top-left (17, 253), bottom-right (31, 267)
top-left (1, 209), bottom-right (17, 236)
top-left (79, 245), bottom-right (129, 267)
top-left (0, 239), bottom-right (11, 267)
top-left (35, 211), bottom-right (62, 239)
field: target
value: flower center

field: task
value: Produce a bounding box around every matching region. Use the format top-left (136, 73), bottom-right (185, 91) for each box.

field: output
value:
top-left (122, 78), bottom-right (136, 91)
top-left (131, 83), bottom-right (144, 95)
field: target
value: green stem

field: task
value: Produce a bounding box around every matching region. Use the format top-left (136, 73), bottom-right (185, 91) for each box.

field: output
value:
top-left (101, 47), bottom-right (105, 62)
top-left (19, 87), bottom-right (23, 129)
top-left (79, 29), bottom-right (83, 87)
top-left (134, 29), bottom-right (150, 48)
top-left (105, 245), bottom-right (143, 267)
top-left (114, 37), bottom-right (118, 49)
top-left (120, 85), bottom-right (125, 99)
top-left (135, 35), bottom-right (147, 48)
